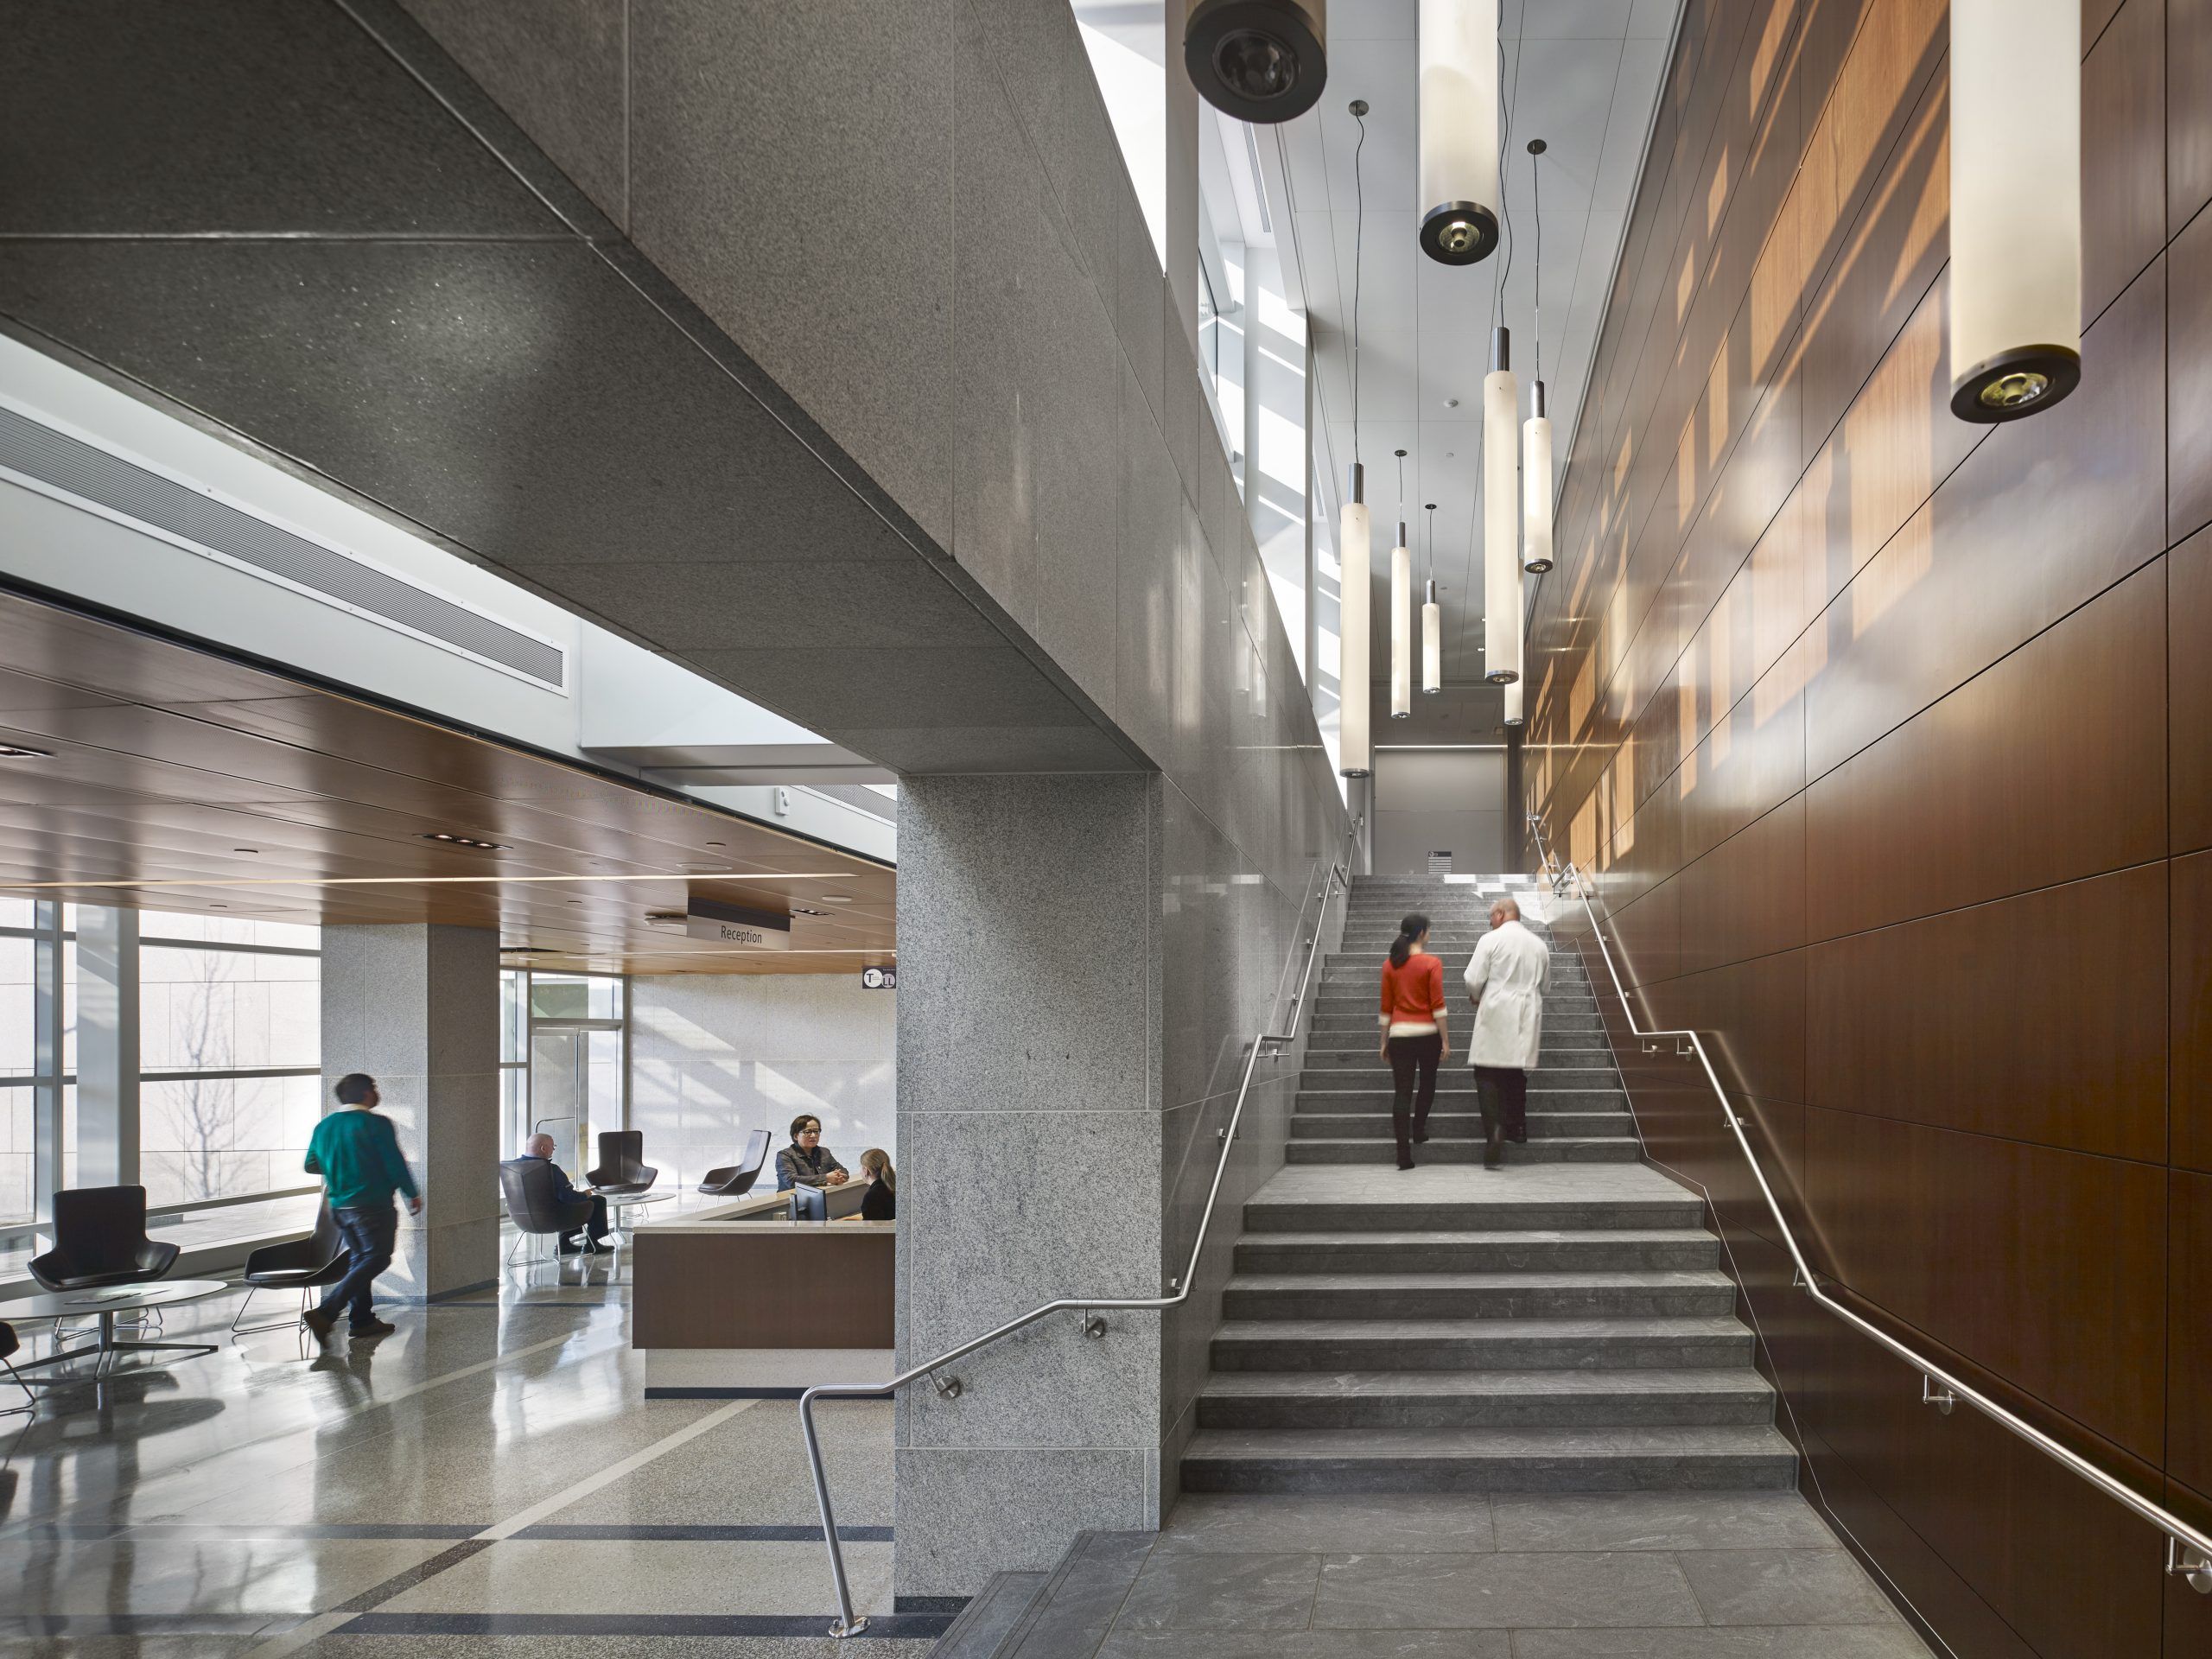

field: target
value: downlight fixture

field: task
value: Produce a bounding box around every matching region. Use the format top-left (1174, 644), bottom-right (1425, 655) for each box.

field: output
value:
top-left (1417, 0), bottom-right (1500, 264)
top-left (1185, 0), bottom-right (1328, 123)
top-left (1948, 0), bottom-right (2081, 421)
top-left (0, 742), bottom-right (54, 759)
top-left (1503, 674), bottom-right (1523, 729)
top-left (421, 831), bottom-right (508, 851)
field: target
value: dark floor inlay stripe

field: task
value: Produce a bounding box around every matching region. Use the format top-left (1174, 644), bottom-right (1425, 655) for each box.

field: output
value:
top-left (338, 1611), bottom-right (956, 1638)
top-left (515, 1522), bottom-right (893, 1541)
top-left (334, 1539), bottom-right (494, 1614)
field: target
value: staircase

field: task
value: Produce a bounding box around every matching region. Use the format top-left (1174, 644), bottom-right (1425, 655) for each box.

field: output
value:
top-left (1292, 872), bottom-right (1639, 1165)
top-left (1177, 873), bottom-right (1796, 1494)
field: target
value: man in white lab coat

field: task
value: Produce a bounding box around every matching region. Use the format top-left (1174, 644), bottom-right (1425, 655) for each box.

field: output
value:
top-left (1462, 897), bottom-right (1550, 1170)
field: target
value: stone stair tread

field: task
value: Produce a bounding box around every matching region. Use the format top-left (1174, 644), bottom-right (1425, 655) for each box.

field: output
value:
top-left (1184, 1424), bottom-right (1797, 1459)
top-left (1289, 1136), bottom-right (1639, 1150)
top-left (1197, 1368), bottom-right (1772, 1398)
top-left (1238, 1228), bottom-right (1714, 1248)
top-left (1215, 1314), bottom-right (1749, 1340)
top-left (1224, 1268), bottom-right (1736, 1293)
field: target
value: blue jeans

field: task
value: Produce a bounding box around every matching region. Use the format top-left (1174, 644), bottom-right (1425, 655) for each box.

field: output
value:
top-left (320, 1201), bottom-right (398, 1326)
top-left (787, 1185), bottom-right (828, 1221)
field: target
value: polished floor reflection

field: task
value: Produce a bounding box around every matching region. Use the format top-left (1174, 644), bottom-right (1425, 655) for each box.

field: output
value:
top-left (0, 1249), bottom-right (917, 1656)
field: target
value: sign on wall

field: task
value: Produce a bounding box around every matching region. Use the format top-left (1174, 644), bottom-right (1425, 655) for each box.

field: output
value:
top-left (861, 965), bottom-right (897, 990)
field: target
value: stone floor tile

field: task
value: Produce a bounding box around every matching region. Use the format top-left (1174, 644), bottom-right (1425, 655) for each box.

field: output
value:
top-left (373, 1538), bottom-right (895, 1616)
top-left (1509, 1627), bottom-right (1936, 1657)
top-left (1675, 1549), bottom-right (1904, 1626)
top-left (1312, 1551), bottom-right (1703, 1630)
top-left (1488, 1493), bottom-right (1840, 1553)
top-left (1098, 1630), bottom-right (1510, 1657)
top-left (1112, 1550), bottom-right (1320, 1630)
top-left (1156, 1494), bottom-right (1493, 1554)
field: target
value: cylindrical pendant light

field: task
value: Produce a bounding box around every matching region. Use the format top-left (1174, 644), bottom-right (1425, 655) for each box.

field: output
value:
top-left (1948, 0), bottom-right (2081, 421)
top-left (1523, 381), bottom-right (1554, 575)
top-left (1421, 501), bottom-right (1442, 695)
top-left (1185, 0), bottom-right (1329, 124)
top-left (1483, 326), bottom-right (1521, 684)
top-left (1389, 450), bottom-right (1411, 719)
top-left (1522, 141), bottom-right (1554, 574)
top-left (1340, 463), bottom-right (1371, 775)
top-left (1340, 99), bottom-right (1373, 778)
top-left (1417, 0), bottom-right (1499, 264)
top-left (1503, 674), bottom-right (1522, 729)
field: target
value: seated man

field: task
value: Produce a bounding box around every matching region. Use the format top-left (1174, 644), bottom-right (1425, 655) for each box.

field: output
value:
top-left (775, 1114), bottom-right (849, 1222)
top-left (521, 1133), bottom-right (611, 1254)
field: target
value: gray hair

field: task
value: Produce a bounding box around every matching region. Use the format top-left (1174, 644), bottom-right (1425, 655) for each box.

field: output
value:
top-left (1491, 897), bottom-right (1521, 921)
top-left (525, 1132), bottom-right (556, 1158)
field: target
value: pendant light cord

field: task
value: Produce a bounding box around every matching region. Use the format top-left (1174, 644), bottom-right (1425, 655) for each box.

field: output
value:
top-left (1351, 104), bottom-right (1368, 467)
top-left (1490, 0), bottom-right (1515, 335)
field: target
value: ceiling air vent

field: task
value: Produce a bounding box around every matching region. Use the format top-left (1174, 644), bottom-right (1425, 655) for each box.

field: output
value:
top-left (0, 399), bottom-right (565, 690)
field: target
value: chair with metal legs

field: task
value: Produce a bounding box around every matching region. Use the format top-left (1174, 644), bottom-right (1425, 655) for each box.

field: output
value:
top-left (0, 1324), bottom-right (34, 1418)
top-left (232, 1204), bottom-right (349, 1336)
top-left (499, 1158), bottom-right (588, 1265)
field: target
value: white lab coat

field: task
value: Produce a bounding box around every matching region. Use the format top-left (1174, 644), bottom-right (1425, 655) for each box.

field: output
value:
top-left (1462, 919), bottom-right (1550, 1070)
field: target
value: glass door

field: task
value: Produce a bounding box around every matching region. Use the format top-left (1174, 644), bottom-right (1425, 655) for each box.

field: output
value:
top-left (524, 972), bottom-right (626, 1179)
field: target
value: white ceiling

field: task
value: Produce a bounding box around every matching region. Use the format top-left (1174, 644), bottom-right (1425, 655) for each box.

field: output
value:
top-left (1268, 0), bottom-right (1677, 683)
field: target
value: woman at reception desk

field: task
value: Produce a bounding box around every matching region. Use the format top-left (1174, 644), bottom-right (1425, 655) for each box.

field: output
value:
top-left (627, 1134), bottom-right (893, 1398)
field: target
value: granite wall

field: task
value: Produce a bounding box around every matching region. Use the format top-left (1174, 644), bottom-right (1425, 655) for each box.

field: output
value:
top-left (318, 924), bottom-right (500, 1299)
top-left (627, 972), bottom-right (895, 1192)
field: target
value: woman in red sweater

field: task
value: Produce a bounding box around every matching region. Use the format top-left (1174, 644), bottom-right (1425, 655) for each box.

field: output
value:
top-left (1379, 913), bottom-right (1450, 1170)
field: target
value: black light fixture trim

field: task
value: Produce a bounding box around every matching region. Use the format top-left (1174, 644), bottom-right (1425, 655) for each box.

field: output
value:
top-left (421, 831), bottom-right (509, 851)
top-left (1185, 0), bottom-right (1329, 124)
top-left (1949, 343), bottom-right (2082, 423)
top-left (1419, 200), bottom-right (1500, 266)
top-left (0, 742), bottom-right (54, 759)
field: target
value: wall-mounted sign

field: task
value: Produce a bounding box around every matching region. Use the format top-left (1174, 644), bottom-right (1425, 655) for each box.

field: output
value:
top-left (861, 965), bottom-right (897, 990)
top-left (686, 897), bottom-right (792, 951)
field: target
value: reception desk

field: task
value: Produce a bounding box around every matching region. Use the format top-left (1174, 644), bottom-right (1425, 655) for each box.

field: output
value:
top-left (629, 1189), bottom-right (893, 1397)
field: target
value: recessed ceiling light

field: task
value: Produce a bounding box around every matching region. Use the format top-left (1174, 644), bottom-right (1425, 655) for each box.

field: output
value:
top-left (209, 903), bottom-right (229, 909)
top-left (791, 906), bottom-right (829, 917)
top-left (421, 832), bottom-right (508, 851)
top-left (0, 743), bottom-right (54, 760)
top-left (233, 848), bottom-right (259, 855)
top-left (822, 894), bottom-right (855, 904)
top-left (704, 840), bottom-right (726, 848)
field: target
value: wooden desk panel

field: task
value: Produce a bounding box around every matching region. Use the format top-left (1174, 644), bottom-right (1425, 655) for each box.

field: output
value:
top-left (632, 1225), bottom-right (893, 1350)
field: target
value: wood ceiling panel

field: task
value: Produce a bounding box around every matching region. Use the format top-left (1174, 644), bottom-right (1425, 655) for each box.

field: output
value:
top-left (0, 590), bottom-right (893, 976)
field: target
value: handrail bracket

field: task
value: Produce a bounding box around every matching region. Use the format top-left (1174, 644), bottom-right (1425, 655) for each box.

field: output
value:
top-left (2167, 1535), bottom-right (2212, 1594)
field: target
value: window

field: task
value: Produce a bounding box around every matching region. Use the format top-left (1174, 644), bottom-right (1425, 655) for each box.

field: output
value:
top-left (137, 910), bottom-right (321, 1209)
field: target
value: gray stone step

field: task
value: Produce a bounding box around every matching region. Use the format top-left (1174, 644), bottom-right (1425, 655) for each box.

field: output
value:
top-left (1287, 1137), bottom-right (1642, 1164)
top-left (1221, 1269), bottom-right (1739, 1321)
top-left (1305, 1044), bottom-right (1616, 1064)
top-left (1311, 1012), bottom-right (1605, 1029)
top-left (926, 1569), bottom-right (1047, 1659)
top-left (1233, 1228), bottom-right (1720, 1274)
top-left (1294, 1084), bottom-right (1624, 1105)
top-left (1211, 1314), bottom-right (1755, 1371)
top-left (1179, 1424), bottom-right (1800, 1492)
top-left (1300, 1063), bottom-right (1619, 1085)
top-left (1293, 1110), bottom-right (1633, 1140)
top-left (978, 1530), bottom-right (1151, 1659)
top-left (1243, 1196), bottom-right (1706, 1233)
top-left (1194, 1368), bottom-right (1775, 1430)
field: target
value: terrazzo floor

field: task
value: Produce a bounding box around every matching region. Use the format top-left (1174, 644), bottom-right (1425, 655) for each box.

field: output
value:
top-left (0, 1243), bottom-right (915, 1658)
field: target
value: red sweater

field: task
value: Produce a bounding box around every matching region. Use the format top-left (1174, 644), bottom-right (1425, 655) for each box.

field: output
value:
top-left (1380, 952), bottom-right (1446, 1029)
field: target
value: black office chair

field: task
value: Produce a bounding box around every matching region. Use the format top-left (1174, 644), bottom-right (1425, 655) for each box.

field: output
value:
top-left (696, 1129), bottom-right (773, 1198)
top-left (587, 1130), bottom-right (658, 1197)
top-left (499, 1158), bottom-right (592, 1264)
top-left (232, 1205), bottom-right (349, 1335)
top-left (28, 1185), bottom-right (178, 1292)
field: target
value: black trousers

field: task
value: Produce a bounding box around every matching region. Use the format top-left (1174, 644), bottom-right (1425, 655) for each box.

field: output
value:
top-left (557, 1195), bottom-right (610, 1248)
top-left (1387, 1032), bottom-right (1442, 1158)
top-left (1473, 1064), bottom-right (1528, 1138)
top-left (319, 1201), bottom-right (397, 1327)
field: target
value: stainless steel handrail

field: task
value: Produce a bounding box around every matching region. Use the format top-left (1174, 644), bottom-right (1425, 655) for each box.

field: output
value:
top-left (1524, 813), bottom-right (2212, 1592)
top-left (798, 815), bottom-right (1363, 1636)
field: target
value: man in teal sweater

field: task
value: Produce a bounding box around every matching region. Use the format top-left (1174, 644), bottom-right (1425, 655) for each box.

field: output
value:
top-left (302, 1073), bottom-right (421, 1343)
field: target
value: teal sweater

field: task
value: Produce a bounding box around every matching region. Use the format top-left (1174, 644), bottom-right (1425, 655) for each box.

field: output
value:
top-left (304, 1108), bottom-right (418, 1209)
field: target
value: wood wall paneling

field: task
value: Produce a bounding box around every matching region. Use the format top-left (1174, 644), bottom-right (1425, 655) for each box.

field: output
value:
top-left (2172, 201), bottom-right (2212, 548)
top-left (1804, 1106), bottom-right (2167, 1462)
top-left (2170, 1169), bottom-right (2212, 1502)
top-left (2176, 849), bottom-right (2212, 1174)
top-left (1802, 557), bottom-right (2169, 943)
top-left (1805, 863), bottom-right (2170, 1162)
top-left (2171, 0), bottom-right (2212, 232)
top-left (2082, 0), bottom-right (2168, 323)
